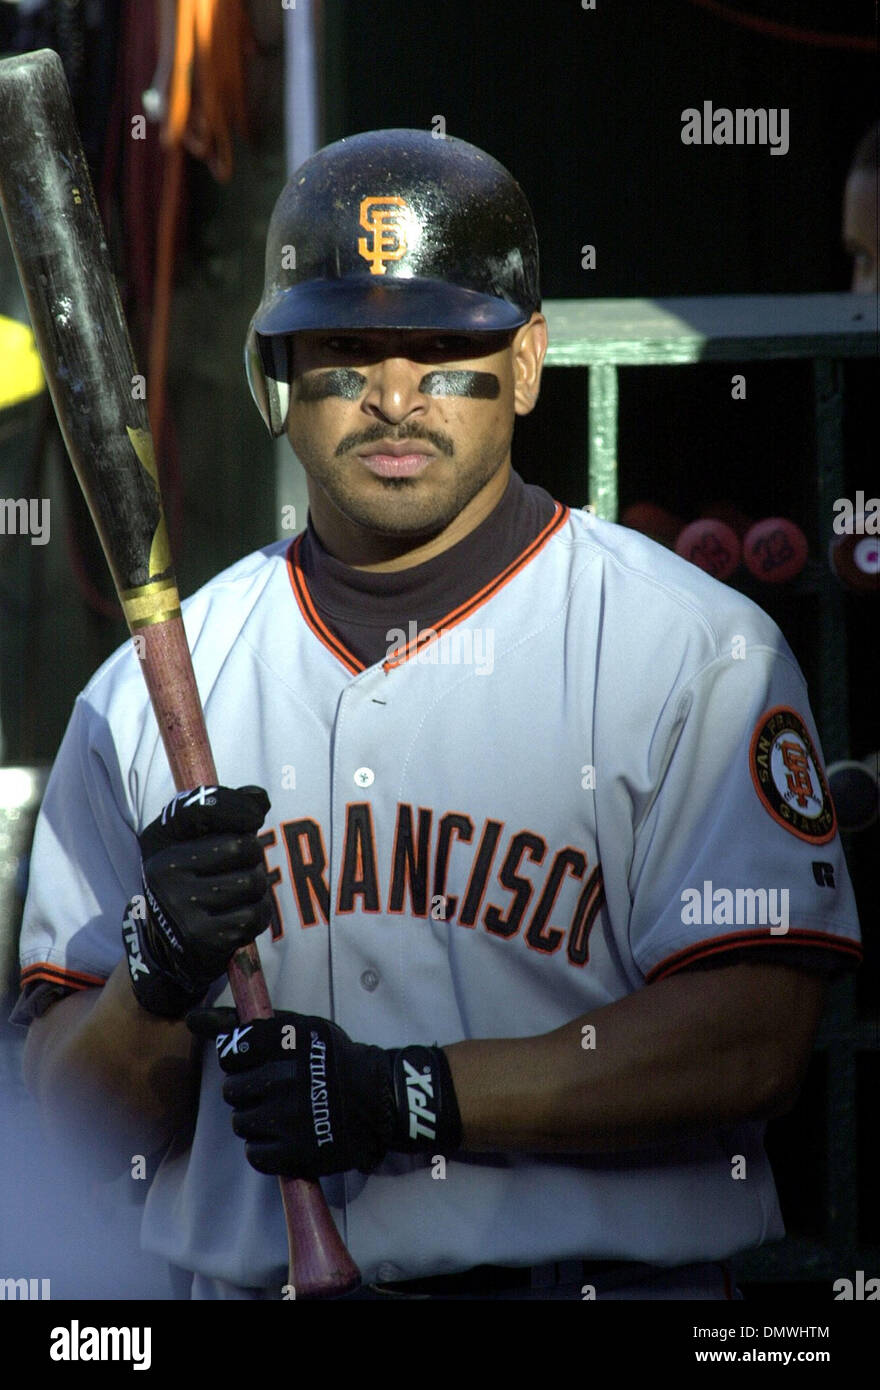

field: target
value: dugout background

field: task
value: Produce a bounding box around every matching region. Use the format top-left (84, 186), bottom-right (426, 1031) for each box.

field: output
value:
top-left (0, 0), bottom-right (877, 1302)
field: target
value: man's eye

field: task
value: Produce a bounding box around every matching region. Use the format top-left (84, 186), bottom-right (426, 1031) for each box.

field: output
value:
top-left (323, 337), bottom-right (365, 355)
top-left (429, 336), bottom-right (469, 356)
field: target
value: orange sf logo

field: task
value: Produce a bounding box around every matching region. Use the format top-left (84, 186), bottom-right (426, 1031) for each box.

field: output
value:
top-left (358, 196), bottom-right (409, 275)
top-left (780, 738), bottom-right (815, 809)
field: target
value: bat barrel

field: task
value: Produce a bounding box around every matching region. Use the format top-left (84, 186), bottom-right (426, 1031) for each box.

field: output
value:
top-left (0, 48), bottom-right (167, 598)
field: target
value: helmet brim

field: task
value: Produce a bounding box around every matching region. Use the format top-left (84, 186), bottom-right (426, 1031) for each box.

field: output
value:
top-left (253, 277), bottom-right (529, 336)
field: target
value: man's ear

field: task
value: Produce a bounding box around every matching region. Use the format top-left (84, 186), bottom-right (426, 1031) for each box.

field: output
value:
top-left (512, 312), bottom-right (548, 416)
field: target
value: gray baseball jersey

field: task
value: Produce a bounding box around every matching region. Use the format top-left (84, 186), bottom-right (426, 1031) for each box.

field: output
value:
top-left (15, 496), bottom-right (861, 1290)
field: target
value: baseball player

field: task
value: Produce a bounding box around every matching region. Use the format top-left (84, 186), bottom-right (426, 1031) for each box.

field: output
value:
top-left (14, 130), bottom-right (861, 1301)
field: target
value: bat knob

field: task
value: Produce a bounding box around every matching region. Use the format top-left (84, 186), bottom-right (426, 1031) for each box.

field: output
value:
top-left (281, 1176), bottom-right (361, 1299)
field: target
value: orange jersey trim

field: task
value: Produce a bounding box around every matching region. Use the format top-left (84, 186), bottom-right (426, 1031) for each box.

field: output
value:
top-left (646, 929), bottom-right (861, 983)
top-left (286, 535), bottom-right (365, 676)
top-left (383, 501), bottom-right (570, 671)
top-left (19, 962), bottom-right (108, 992)
top-left (285, 502), bottom-right (570, 676)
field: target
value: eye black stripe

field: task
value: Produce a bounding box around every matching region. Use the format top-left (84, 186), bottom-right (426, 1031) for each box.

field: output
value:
top-left (417, 371), bottom-right (500, 398)
top-left (296, 370), bottom-right (366, 401)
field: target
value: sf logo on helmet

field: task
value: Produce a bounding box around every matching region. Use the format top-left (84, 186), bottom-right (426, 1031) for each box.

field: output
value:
top-left (358, 196), bottom-right (409, 275)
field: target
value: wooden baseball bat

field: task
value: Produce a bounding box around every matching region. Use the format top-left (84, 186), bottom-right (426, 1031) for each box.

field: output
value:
top-left (0, 47), bottom-right (359, 1299)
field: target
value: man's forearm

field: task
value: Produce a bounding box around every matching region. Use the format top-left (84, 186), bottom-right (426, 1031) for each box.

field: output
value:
top-left (23, 958), bottom-right (200, 1174)
top-left (443, 962), bottom-right (825, 1153)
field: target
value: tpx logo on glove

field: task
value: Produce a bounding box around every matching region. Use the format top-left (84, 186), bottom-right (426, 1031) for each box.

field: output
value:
top-left (403, 1059), bottom-right (437, 1142)
top-left (161, 785), bottom-right (219, 824)
top-left (216, 1026), bottom-right (253, 1058)
top-left (123, 900), bottom-right (149, 980)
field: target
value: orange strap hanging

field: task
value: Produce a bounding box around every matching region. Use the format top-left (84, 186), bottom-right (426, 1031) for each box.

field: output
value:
top-left (165, 0), bottom-right (250, 181)
top-left (149, 0), bottom-right (251, 452)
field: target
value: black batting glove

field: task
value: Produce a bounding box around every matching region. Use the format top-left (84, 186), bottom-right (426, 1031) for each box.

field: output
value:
top-left (122, 784), bottom-right (273, 1018)
top-left (186, 1007), bottom-right (464, 1180)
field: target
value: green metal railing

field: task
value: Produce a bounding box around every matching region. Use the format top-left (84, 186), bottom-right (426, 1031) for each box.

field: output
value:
top-left (542, 294), bottom-right (877, 1287)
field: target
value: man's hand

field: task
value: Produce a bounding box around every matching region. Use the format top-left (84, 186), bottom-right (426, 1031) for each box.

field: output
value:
top-left (123, 784), bottom-right (273, 1018)
top-left (186, 1007), bottom-right (463, 1179)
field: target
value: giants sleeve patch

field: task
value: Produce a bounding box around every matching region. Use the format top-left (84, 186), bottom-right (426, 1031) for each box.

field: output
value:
top-left (749, 706), bottom-right (836, 844)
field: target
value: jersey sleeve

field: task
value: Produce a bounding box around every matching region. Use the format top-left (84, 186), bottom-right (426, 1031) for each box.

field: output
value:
top-left (628, 644), bottom-right (862, 983)
top-left (10, 694), bottom-right (142, 1025)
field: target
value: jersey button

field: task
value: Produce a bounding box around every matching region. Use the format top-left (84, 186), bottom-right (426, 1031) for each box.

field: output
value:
top-left (354, 767), bottom-right (374, 788)
top-left (360, 969), bottom-right (380, 992)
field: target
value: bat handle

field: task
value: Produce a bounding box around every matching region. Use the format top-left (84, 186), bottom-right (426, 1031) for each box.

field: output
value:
top-left (139, 617), bottom-right (360, 1298)
top-left (228, 950), bottom-right (362, 1299)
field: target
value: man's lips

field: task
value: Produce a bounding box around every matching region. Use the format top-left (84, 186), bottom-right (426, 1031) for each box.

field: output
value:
top-left (356, 441), bottom-right (436, 477)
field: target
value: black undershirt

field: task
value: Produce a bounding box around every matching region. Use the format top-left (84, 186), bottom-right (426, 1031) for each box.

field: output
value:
top-left (297, 468), bottom-right (558, 668)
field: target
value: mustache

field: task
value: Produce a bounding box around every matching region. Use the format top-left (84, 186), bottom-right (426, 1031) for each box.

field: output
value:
top-left (335, 424), bottom-right (455, 457)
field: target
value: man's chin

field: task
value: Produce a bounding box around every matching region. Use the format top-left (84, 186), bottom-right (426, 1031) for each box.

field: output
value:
top-left (337, 495), bottom-right (455, 541)
top-left (310, 452), bottom-right (508, 543)
top-left (322, 469), bottom-right (463, 537)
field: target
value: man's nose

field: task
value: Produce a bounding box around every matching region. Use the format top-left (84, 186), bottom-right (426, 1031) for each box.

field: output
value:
top-left (362, 357), bottom-right (429, 423)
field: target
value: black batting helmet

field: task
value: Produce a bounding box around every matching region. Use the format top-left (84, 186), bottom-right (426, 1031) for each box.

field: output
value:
top-left (245, 128), bottom-right (541, 435)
